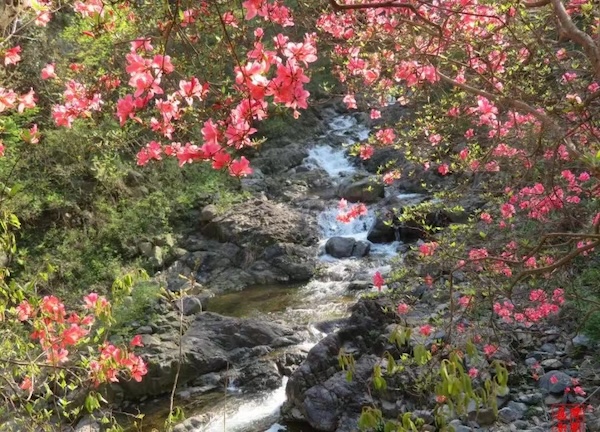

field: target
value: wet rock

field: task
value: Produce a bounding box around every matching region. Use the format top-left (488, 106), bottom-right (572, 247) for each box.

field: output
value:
top-left (283, 298), bottom-right (400, 431)
top-left (352, 240), bottom-right (371, 257)
top-left (121, 312), bottom-right (301, 399)
top-left (338, 178), bottom-right (384, 203)
top-left (367, 206), bottom-right (452, 244)
top-left (324, 237), bottom-right (356, 258)
top-left (366, 216), bottom-right (397, 243)
top-left (173, 415), bottom-right (210, 432)
top-left (347, 280), bottom-right (371, 291)
top-left (237, 359), bottom-right (282, 392)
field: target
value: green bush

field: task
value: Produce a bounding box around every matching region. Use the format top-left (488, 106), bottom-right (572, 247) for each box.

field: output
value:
top-left (112, 281), bottom-right (162, 336)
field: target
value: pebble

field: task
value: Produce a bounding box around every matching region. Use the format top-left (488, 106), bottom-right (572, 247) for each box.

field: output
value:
top-left (137, 325), bottom-right (153, 334)
top-left (516, 392), bottom-right (543, 405)
top-left (541, 358), bottom-right (564, 370)
top-left (540, 343), bottom-right (557, 354)
top-left (498, 406), bottom-right (523, 423)
top-left (572, 334), bottom-right (594, 349)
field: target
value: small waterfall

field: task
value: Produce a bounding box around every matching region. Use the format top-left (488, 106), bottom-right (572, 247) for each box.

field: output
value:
top-left (179, 110), bottom-right (404, 432)
top-left (201, 378), bottom-right (288, 432)
top-left (303, 145), bottom-right (356, 178)
top-left (317, 206), bottom-right (375, 239)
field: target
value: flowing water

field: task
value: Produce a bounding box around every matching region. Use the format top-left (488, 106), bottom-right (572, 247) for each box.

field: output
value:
top-left (143, 112), bottom-right (403, 432)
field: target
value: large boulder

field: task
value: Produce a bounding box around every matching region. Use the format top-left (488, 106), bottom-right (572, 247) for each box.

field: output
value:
top-left (282, 299), bottom-right (398, 432)
top-left (158, 200), bottom-right (319, 292)
top-left (252, 144), bottom-right (308, 175)
top-left (325, 237), bottom-right (371, 258)
top-left (338, 178), bottom-right (384, 203)
top-left (325, 237), bottom-right (355, 258)
top-left (202, 199), bottom-right (317, 248)
top-left (120, 312), bottom-right (302, 399)
top-left (367, 207), bottom-right (452, 244)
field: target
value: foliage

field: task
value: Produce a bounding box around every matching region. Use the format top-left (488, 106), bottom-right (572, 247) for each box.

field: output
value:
top-left (1, 0), bottom-right (600, 429)
top-left (347, 323), bottom-right (510, 432)
top-left (0, 207), bottom-right (148, 430)
top-left (111, 280), bottom-right (160, 337)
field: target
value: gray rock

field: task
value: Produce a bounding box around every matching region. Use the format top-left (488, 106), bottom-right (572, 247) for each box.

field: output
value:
top-left (121, 312), bottom-right (301, 399)
top-left (498, 405), bottom-right (524, 423)
top-left (541, 358), bottom-right (563, 370)
top-left (525, 357), bottom-right (539, 367)
top-left (190, 200), bottom-right (318, 290)
top-left (174, 296), bottom-right (204, 316)
top-left (367, 207), bottom-right (450, 244)
top-left (156, 261), bottom-right (195, 292)
top-left (283, 298), bottom-right (398, 431)
top-left (347, 280), bottom-right (371, 291)
top-left (154, 233), bottom-right (175, 247)
top-left (449, 420), bottom-right (473, 432)
top-left (338, 178), bottom-right (384, 203)
top-left (507, 401), bottom-right (528, 416)
top-left (352, 240), bottom-right (371, 257)
top-left (252, 145), bottom-right (308, 175)
top-left (325, 237), bottom-right (356, 258)
top-left (171, 247), bottom-right (188, 258)
top-left (468, 407), bottom-right (496, 425)
top-left (513, 420), bottom-right (530, 429)
top-left (237, 359), bottom-right (282, 391)
top-left (138, 241), bottom-right (153, 257)
top-left (200, 204), bottom-right (218, 222)
top-left (137, 325), bottom-right (153, 335)
top-left (572, 334), bottom-right (594, 349)
top-left (539, 371), bottom-right (573, 394)
top-left (203, 200), bottom-right (317, 247)
top-left (517, 392), bottom-right (543, 405)
top-left (366, 216), bottom-right (397, 243)
top-left (74, 417), bottom-right (101, 432)
top-left (540, 343), bottom-right (557, 354)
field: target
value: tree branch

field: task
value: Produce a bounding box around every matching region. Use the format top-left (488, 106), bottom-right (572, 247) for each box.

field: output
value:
top-left (436, 71), bottom-right (584, 162)
top-left (327, 0), bottom-right (442, 35)
top-left (522, 0), bottom-right (551, 7)
top-left (550, 0), bottom-right (600, 78)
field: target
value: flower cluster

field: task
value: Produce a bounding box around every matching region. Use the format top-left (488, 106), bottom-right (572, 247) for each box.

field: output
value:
top-left (14, 293), bottom-right (147, 387)
top-left (493, 288), bottom-right (565, 326)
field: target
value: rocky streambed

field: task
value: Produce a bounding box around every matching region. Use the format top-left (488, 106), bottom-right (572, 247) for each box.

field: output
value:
top-left (108, 101), bottom-right (600, 432)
